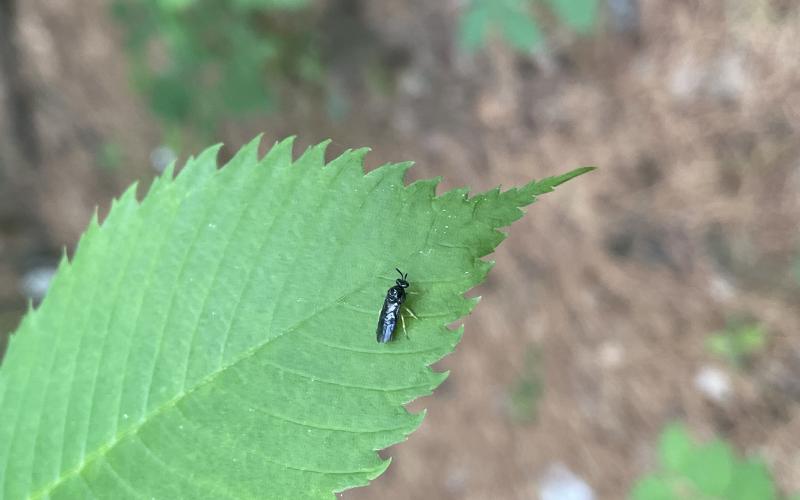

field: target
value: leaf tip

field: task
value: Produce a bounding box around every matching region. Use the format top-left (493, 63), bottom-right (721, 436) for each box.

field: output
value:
top-left (528, 166), bottom-right (596, 196)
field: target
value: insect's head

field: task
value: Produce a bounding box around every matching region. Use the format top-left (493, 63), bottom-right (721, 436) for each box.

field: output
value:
top-left (395, 268), bottom-right (409, 288)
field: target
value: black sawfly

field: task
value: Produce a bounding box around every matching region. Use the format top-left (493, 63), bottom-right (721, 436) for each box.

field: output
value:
top-left (376, 269), bottom-right (412, 343)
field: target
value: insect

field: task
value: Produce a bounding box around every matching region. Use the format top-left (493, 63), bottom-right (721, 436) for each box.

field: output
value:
top-left (376, 268), bottom-right (415, 343)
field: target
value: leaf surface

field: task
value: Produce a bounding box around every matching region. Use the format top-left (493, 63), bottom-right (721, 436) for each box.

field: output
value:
top-left (0, 137), bottom-right (591, 499)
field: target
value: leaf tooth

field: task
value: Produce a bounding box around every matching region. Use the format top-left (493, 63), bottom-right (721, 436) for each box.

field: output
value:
top-left (261, 135), bottom-right (296, 168)
top-left (222, 134), bottom-right (263, 173)
top-left (366, 413), bottom-right (426, 456)
top-left (69, 214), bottom-right (102, 264)
top-left (100, 182), bottom-right (139, 230)
top-left (427, 369), bottom-right (451, 394)
top-left (365, 161), bottom-right (414, 186)
top-left (407, 176), bottom-right (441, 198)
top-left (360, 457), bottom-right (392, 484)
top-left (173, 143), bottom-right (222, 189)
top-left (437, 186), bottom-right (470, 203)
top-left (119, 181), bottom-right (140, 204)
top-left (471, 259), bottom-right (494, 283)
top-left (326, 147), bottom-right (370, 177)
top-left (294, 139), bottom-right (331, 170)
top-left (144, 167), bottom-right (172, 198)
top-left (37, 248), bottom-right (74, 305)
top-left (464, 295), bottom-right (482, 317)
top-left (472, 185), bottom-right (501, 203)
top-left (448, 324), bottom-right (466, 348)
top-left (160, 159), bottom-right (176, 182)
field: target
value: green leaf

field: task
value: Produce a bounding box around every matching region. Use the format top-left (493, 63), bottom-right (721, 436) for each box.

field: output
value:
top-left (707, 332), bottom-right (736, 359)
top-left (459, 0), bottom-right (543, 52)
top-left (707, 322), bottom-right (767, 366)
top-left (544, 0), bottom-right (599, 34)
top-left (630, 476), bottom-right (676, 500)
top-left (727, 459), bottom-right (777, 500)
top-left (0, 137), bottom-right (592, 499)
top-left (659, 423), bottom-right (694, 473)
top-left (735, 324), bottom-right (767, 352)
top-left (498, 5), bottom-right (542, 51)
top-left (685, 440), bottom-right (734, 495)
top-left (459, 3), bottom-right (492, 51)
top-left (635, 423), bottom-right (786, 500)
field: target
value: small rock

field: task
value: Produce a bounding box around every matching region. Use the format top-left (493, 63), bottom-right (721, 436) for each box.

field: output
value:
top-left (539, 463), bottom-right (595, 500)
top-left (708, 274), bottom-right (736, 302)
top-left (20, 266), bottom-right (57, 301)
top-left (694, 366), bottom-right (733, 403)
top-left (150, 145), bottom-right (177, 173)
top-left (710, 51), bottom-right (748, 102)
top-left (598, 341), bottom-right (624, 369)
top-left (670, 58), bottom-right (703, 100)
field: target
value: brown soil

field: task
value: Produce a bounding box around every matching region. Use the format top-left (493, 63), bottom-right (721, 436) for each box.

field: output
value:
top-left (1, 0), bottom-right (799, 498)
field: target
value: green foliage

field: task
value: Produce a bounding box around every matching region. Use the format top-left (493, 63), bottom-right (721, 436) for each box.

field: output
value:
top-left (509, 346), bottom-right (543, 422)
top-left (111, 0), bottom-right (317, 137)
top-left (458, 0), bottom-right (599, 53)
top-left (544, 0), bottom-right (599, 34)
top-left (706, 321), bottom-right (767, 368)
top-left (459, 0), bottom-right (541, 52)
top-left (0, 136), bottom-right (592, 499)
top-left (631, 423), bottom-right (793, 500)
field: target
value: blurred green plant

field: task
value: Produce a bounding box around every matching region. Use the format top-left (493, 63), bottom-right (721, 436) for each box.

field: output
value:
top-left (96, 141), bottom-right (124, 170)
top-left (631, 423), bottom-right (795, 500)
top-left (509, 346), bottom-right (543, 422)
top-left (706, 321), bottom-right (767, 368)
top-left (111, 0), bottom-right (320, 139)
top-left (458, 0), bottom-right (599, 53)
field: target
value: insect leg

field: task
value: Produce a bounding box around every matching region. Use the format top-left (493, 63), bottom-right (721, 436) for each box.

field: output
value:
top-left (400, 312), bottom-right (411, 340)
top-left (404, 306), bottom-right (419, 320)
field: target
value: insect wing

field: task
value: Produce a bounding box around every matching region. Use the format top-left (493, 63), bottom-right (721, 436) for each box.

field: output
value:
top-left (376, 300), bottom-right (400, 343)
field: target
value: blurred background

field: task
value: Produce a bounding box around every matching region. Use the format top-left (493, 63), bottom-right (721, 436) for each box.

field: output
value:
top-left (1, 0), bottom-right (799, 498)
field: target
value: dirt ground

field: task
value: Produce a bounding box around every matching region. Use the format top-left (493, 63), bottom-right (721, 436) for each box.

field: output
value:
top-left (1, 0), bottom-right (799, 498)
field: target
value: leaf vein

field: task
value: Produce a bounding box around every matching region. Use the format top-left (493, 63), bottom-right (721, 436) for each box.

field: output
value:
top-left (222, 383), bottom-right (412, 434)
